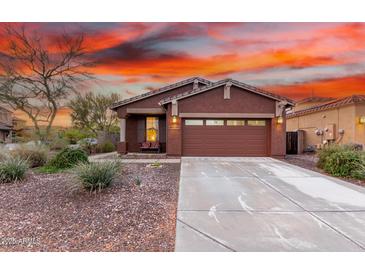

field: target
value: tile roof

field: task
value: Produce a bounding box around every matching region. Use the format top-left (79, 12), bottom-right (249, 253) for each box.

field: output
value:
top-left (296, 96), bottom-right (335, 104)
top-left (110, 77), bottom-right (213, 109)
top-left (287, 95), bottom-right (365, 118)
top-left (159, 78), bottom-right (295, 105)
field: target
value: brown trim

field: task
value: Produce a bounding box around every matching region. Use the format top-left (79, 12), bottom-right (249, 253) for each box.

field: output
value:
top-left (159, 79), bottom-right (294, 106)
top-left (126, 108), bottom-right (165, 114)
top-left (179, 113), bottom-right (275, 118)
top-left (110, 77), bottom-right (212, 109)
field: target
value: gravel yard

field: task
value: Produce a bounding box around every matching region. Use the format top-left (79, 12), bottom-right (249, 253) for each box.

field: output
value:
top-left (0, 163), bottom-right (180, 251)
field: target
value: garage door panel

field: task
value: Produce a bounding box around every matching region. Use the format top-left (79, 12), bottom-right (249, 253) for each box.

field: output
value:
top-left (182, 119), bottom-right (268, 156)
top-left (184, 140), bottom-right (267, 146)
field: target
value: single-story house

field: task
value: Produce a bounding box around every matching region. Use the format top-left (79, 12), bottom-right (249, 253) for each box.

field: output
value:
top-left (111, 77), bottom-right (294, 157)
top-left (286, 95), bottom-right (365, 149)
top-left (0, 105), bottom-right (13, 142)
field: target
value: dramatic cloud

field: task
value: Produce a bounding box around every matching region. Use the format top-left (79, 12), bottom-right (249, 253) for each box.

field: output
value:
top-left (1, 22), bottom-right (365, 126)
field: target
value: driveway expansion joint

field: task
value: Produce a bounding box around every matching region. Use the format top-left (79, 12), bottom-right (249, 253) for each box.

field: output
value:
top-left (177, 219), bottom-right (236, 252)
top-left (241, 163), bottom-right (365, 251)
top-left (310, 213), bottom-right (365, 250)
top-left (176, 157), bottom-right (365, 251)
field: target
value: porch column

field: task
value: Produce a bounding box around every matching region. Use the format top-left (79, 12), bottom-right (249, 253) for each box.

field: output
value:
top-left (120, 118), bottom-right (126, 142)
top-left (117, 118), bottom-right (127, 154)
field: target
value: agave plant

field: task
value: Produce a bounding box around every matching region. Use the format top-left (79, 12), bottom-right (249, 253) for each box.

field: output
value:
top-left (73, 160), bottom-right (121, 192)
top-left (0, 156), bottom-right (29, 183)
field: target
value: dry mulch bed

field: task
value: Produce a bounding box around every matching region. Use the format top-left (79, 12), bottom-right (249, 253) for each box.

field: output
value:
top-left (284, 154), bottom-right (365, 187)
top-left (0, 163), bottom-right (180, 251)
top-left (120, 153), bottom-right (180, 159)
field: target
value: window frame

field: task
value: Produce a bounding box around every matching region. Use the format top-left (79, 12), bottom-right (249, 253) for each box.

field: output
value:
top-left (247, 120), bottom-right (266, 126)
top-left (205, 119), bottom-right (224, 126)
top-left (184, 119), bottom-right (204, 126)
top-left (146, 116), bottom-right (159, 142)
top-left (226, 119), bottom-right (245, 126)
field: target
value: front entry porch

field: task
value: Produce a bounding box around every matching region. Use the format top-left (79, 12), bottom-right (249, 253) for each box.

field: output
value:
top-left (118, 114), bottom-right (167, 154)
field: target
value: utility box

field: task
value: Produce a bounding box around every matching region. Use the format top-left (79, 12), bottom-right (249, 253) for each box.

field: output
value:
top-left (324, 124), bottom-right (335, 140)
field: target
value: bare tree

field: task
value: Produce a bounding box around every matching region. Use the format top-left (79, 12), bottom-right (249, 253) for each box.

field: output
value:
top-left (69, 92), bottom-right (120, 135)
top-left (0, 25), bottom-right (93, 141)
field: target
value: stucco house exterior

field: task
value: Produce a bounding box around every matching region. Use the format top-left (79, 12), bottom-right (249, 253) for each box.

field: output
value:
top-left (286, 95), bottom-right (365, 150)
top-left (111, 77), bottom-right (293, 157)
top-left (0, 105), bottom-right (13, 142)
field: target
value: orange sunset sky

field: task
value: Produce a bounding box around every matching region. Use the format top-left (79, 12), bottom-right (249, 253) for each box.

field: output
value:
top-left (2, 22), bottom-right (365, 127)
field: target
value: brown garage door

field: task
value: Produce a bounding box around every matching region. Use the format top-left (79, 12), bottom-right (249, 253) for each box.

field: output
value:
top-left (182, 118), bottom-right (269, 156)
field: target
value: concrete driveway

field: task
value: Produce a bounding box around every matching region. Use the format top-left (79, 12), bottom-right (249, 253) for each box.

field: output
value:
top-left (175, 157), bottom-right (365, 251)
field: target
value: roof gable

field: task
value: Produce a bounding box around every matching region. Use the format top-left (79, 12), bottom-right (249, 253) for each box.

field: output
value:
top-left (110, 77), bottom-right (212, 110)
top-left (159, 79), bottom-right (294, 106)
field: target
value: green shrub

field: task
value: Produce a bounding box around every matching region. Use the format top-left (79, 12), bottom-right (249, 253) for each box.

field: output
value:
top-left (48, 147), bottom-right (88, 169)
top-left (98, 141), bottom-right (116, 153)
top-left (318, 144), bottom-right (365, 179)
top-left (35, 165), bottom-right (64, 174)
top-left (317, 145), bottom-right (345, 169)
top-left (11, 145), bottom-right (48, 168)
top-left (0, 157), bottom-right (28, 183)
top-left (63, 129), bottom-right (94, 144)
top-left (323, 150), bottom-right (365, 179)
top-left (73, 161), bottom-right (121, 191)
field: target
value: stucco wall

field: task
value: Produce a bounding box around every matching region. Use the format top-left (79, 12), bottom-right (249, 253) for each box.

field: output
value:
top-left (286, 105), bottom-right (356, 148)
top-left (354, 103), bottom-right (365, 147)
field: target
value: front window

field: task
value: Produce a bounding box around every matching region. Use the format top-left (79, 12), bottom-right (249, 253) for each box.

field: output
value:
top-left (146, 117), bottom-right (159, 142)
top-left (227, 120), bottom-right (245, 126)
top-left (185, 119), bottom-right (203, 126)
top-left (247, 120), bottom-right (266, 126)
top-left (206, 119), bottom-right (224, 126)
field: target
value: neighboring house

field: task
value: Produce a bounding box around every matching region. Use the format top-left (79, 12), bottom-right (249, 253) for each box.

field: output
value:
top-left (0, 105), bottom-right (13, 142)
top-left (111, 77), bottom-right (294, 157)
top-left (12, 117), bottom-right (27, 138)
top-left (291, 96), bottom-right (335, 112)
top-left (286, 95), bottom-right (365, 149)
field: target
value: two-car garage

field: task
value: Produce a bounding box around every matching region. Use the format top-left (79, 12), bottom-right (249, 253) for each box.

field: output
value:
top-left (182, 118), bottom-right (269, 156)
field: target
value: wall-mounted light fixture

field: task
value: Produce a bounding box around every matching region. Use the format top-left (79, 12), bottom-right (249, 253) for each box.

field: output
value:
top-left (360, 116), bottom-right (365, 124)
top-left (277, 116), bottom-right (283, 124)
top-left (172, 115), bottom-right (177, 124)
